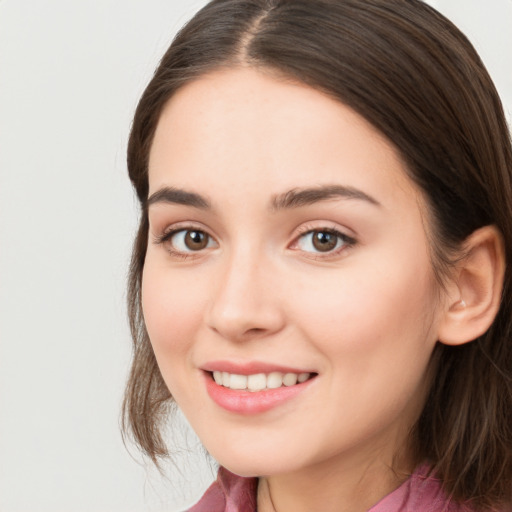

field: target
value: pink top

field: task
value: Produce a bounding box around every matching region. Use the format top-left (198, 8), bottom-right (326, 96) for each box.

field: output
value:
top-left (187, 464), bottom-right (478, 511)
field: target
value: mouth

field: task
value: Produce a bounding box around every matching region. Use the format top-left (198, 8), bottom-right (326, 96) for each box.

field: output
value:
top-left (202, 367), bottom-right (318, 414)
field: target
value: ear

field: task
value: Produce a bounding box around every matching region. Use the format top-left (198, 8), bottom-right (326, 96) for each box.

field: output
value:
top-left (437, 225), bottom-right (505, 346)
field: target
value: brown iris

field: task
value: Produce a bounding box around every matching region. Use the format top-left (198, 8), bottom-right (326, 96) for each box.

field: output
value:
top-left (184, 230), bottom-right (209, 250)
top-left (312, 231), bottom-right (338, 252)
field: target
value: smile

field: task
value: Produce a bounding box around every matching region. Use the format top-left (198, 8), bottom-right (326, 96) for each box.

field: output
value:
top-left (212, 371), bottom-right (312, 391)
top-left (204, 369), bottom-right (317, 414)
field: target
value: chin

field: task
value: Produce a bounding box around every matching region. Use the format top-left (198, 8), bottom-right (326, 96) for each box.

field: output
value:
top-left (203, 434), bottom-right (316, 478)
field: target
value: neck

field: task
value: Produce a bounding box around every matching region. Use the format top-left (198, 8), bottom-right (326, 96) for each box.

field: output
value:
top-left (257, 435), bottom-right (415, 512)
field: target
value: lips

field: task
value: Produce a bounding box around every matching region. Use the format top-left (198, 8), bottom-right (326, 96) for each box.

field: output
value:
top-left (201, 361), bottom-right (317, 414)
top-left (202, 360), bottom-right (316, 375)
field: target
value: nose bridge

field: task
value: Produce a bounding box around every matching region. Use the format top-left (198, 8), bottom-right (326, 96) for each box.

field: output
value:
top-left (206, 241), bottom-right (283, 341)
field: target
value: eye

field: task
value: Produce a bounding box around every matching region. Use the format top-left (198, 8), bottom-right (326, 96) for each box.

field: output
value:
top-left (295, 229), bottom-right (354, 254)
top-left (159, 228), bottom-right (216, 254)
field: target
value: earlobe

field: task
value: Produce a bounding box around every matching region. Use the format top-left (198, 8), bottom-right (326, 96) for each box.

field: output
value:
top-left (437, 225), bottom-right (505, 346)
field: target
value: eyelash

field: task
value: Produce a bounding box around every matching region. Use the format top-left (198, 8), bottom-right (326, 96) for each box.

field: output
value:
top-left (153, 226), bottom-right (215, 260)
top-left (153, 225), bottom-right (356, 260)
top-left (291, 225), bottom-right (357, 258)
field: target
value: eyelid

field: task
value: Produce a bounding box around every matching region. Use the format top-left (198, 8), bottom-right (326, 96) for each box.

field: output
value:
top-left (152, 222), bottom-right (218, 258)
top-left (151, 220), bottom-right (356, 259)
top-left (289, 223), bottom-right (357, 257)
top-left (152, 220), bottom-right (213, 242)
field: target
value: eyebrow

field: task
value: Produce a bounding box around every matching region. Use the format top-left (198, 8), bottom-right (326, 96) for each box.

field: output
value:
top-left (146, 184), bottom-right (380, 211)
top-left (270, 185), bottom-right (381, 210)
top-left (146, 186), bottom-right (211, 209)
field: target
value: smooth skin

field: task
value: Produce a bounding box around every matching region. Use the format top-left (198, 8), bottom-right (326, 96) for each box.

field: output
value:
top-left (142, 68), bottom-right (504, 512)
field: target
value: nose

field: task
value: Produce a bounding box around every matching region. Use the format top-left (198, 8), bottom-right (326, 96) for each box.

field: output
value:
top-left (205, 249), bottom-right (285, 342)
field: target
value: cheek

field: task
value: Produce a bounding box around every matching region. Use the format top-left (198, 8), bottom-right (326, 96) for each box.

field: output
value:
top-left (291, 255), bottom-right (439, 369)
top-left (141, 260), bottom-right (205, 365)
top-left (286, 261), bottom-right (439, 445)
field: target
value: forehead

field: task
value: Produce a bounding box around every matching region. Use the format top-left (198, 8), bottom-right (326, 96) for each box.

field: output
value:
top-left (148, 67), bottom-right (421, 211)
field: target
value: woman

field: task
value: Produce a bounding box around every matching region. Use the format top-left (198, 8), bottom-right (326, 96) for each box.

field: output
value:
top-left (123, 1), bottom-right (512, 510)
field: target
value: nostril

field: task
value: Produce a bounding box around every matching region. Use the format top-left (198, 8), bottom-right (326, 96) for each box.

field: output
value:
top-left (247, 327), bottom-right (265, 335)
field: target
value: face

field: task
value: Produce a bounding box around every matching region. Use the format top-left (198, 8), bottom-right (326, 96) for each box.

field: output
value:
top-left (142, 68), bottom-right (445, 479)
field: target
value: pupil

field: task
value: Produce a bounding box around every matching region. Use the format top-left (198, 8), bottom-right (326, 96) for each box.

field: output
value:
top-left (185, 230), bottom-right (207, 250)
top-left (313, 232), bottom-right (337, 252)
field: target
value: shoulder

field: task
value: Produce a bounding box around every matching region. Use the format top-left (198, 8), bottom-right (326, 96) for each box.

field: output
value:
top-left (369, 463), bottom-right (480, 512)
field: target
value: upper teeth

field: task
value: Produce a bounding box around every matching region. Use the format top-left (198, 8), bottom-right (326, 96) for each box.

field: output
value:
top-left (212, 371), bottom-right (311, 391)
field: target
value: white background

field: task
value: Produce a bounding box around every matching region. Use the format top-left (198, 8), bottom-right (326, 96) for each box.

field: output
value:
top-left (0, 1), bottom-right (510, 511)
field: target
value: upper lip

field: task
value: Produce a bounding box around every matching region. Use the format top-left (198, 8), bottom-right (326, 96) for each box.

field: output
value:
top-left (201, 360), bottom-right (316, 375)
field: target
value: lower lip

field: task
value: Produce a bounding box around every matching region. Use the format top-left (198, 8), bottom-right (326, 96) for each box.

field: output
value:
top-left (204, 373), bottom-right (315, 414)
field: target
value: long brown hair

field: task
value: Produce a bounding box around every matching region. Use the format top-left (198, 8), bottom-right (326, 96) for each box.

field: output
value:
top-left (123, 0), bottom-right (512, 508)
